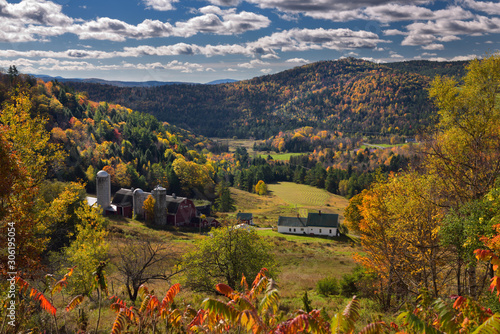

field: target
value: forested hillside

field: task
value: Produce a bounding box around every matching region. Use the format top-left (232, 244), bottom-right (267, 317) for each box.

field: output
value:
top-left (0, 69), bottom-right (224, 199)
top-left (65, 58), bottom-right (467, 139)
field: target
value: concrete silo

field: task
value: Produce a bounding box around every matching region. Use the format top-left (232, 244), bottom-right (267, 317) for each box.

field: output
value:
top-left (96, 170), bottom-right (111, 213)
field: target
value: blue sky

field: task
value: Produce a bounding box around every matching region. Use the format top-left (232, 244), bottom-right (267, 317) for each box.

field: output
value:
top-left (0, 0), bottom-right (499, 83)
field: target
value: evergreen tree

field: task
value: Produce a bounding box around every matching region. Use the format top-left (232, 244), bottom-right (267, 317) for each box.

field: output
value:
top-left (215, 181), bottom-right (235, 212)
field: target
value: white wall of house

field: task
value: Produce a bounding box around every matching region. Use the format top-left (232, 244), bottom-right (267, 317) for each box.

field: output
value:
top-left (277, 226), bottom-right (306, 234)
top-left (307, 226), bottom-right (337, 236)
top-left (278, 225), bottom-right (338, 237)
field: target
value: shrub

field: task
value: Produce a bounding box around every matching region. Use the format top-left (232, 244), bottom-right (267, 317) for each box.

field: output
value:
top-left (317, 277), bottom-right (340, 296)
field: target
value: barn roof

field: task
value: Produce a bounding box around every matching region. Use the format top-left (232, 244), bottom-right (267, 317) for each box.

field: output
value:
top-left (112, 188), bottom-right (134, 207)
top-left (278, 216), bottom-right (307, 228)
top-left (166, 195), bottom-right (188, 213)
top-left (306, 212), bottom-right (339, 228)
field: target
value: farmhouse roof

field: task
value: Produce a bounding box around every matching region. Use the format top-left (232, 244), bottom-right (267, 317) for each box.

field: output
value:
top-left (236, 213), bottom-right (253, 221)
top-left (112, 188), bottom-right (134, 207)
top-left (278, 216), bottom-right (307, 228)
top-left (306, 212), bottom-right (339, 228)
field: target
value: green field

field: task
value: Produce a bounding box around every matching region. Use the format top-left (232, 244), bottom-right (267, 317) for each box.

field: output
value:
top-left (268, 182), bottom-right (332, 207)
top-left (258, 152), bottom-right (308, 161)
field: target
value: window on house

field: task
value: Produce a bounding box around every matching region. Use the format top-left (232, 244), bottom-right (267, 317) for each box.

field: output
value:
top-left (294, 228), bottom-right (296, 232)
top-left (319, 229), bottom-right (322, 233)
top-left (329, 229), bottom-right (332, 234)
top-left (301, 228), bottom-right (304, 231)
top-left (289, 228), bottom-right (291, 232)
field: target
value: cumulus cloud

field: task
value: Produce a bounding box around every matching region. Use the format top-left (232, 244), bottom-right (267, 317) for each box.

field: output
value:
top-left (0, 27), bottom-right (389, 60)
top-left (206, 0), bottom-right (241, 6)
top-left (286, 58), bottom-right (309, 63)
top-left (248, 28), bottom-right (389, 52)
top-left (427, 54), bottom-right (480, 62)
top-left (421, 43), bottom-right (444, 50)
top-left (244, 0), bottom-right (433, 22)
top-left (364, 4), bottom-right (473, 23)
top-left (238, 59), bottom-right (270, 68)
top-left (0, 0), bottom-right (73, 26)
top-left (461, 0), bottom-right (500, 15)
top-left (143, 0), bottom-right (179, 11)
top-left (174, 7), bottom-right (270, 36)
top-left (68, 7), bottom-right (270, 41)
top-left (401, 16), bottom-right (500, 47)
top-left (0, 2), bottom-right (270, 43)
top-left (0, 57), bottom-right (213, 74)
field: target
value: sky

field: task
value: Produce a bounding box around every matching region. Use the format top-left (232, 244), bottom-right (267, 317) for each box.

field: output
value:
top-left (0, 0), bottom-right (499, 83)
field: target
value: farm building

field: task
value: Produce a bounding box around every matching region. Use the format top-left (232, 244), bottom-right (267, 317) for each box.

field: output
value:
top-left (236, 212), bottom-right (254, 225)
top-left (90, 170), bottom-right (216, 227)
top-left (277, 211), bottom-right (340, 237)
top-left (277, 216), bottom-right (307, 234)
top-left (110, 188), bottom-right (134, 218)
top-left (165, 194), bottom-right (197, 226)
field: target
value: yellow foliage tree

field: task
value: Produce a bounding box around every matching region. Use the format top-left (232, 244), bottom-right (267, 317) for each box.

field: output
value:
top-left (143, 194), bottom-right (155, 223)
top-left (0, 93), bottom-right (64, 272)
top-left (255, 180), bottom-right (268, 195)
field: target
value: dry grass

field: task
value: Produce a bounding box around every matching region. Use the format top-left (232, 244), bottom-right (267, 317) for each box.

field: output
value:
top-left (91, 182), bottom-right (362, 328)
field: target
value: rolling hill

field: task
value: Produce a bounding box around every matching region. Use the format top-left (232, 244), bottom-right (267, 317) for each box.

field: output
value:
top-left (62, 58), bottom-right (467, 139)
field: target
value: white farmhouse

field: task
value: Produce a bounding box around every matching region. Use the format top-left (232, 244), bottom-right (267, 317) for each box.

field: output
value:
top-left (277, 211), bottom-right (340, 237)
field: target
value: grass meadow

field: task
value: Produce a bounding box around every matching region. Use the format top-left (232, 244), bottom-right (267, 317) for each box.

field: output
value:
top-left (81, 181), bottom-right (371, 332)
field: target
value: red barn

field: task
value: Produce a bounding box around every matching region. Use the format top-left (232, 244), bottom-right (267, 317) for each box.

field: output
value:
top-left (166, 194), bottom-right (197, 226)
top-left (110, 188), bottom-right (134, 218)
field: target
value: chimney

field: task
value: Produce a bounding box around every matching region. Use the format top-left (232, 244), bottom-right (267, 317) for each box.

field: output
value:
top-left (172, 193), bottom-right (176, 199)
top-left (319, 210), bottom-right (321, 215)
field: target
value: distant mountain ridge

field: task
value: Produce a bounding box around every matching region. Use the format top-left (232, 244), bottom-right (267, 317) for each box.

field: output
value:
top-left (33, 74), bottom-right (238, 87)
top-left (63, 58), bottom-right (468, 139)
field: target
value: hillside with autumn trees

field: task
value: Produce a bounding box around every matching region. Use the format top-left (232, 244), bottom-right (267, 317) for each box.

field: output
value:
top-left (7, 56), bottom-right (500, 333)
top-left (65, 58), bottom-right (467, 139)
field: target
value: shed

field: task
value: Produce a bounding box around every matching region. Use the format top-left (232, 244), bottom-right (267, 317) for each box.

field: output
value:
top-left (236, 212), bottom-right (253, 225)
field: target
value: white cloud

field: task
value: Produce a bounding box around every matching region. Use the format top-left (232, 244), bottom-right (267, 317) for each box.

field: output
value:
top-left (427, 54), bottom-right (480, 62)
top-left (248, 28), bottom-right (389, 52)
top-left (244, 0), bottom-right (444, 22)
top-left (401, 16), bottom-right (500, 47)
top-left (364, 4), bottom-right (473, 23)
top-left (143, 0), bottom-right (179, 11)
top-left (390, 53), bottom-right (403, 58)
top-left (421, 43), bottom-right (444, 50)
top-left (238, 59), bottom-right (270, 68)
top-left (286, 58), bottom-right (309, 63)
top-left (461, 0), bottom-right (500, 15)
top-left (0, 0), bottom-right (73, 26)
top-left (206, 0), bottom-right (241, 6)
top-left (0, 57), bottom-right (213, 74)
top-left (0, 27), bottom-right (389, 60)
top-left (0, 2), bottom-right (270, 43)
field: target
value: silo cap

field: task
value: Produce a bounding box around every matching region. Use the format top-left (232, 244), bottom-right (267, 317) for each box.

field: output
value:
top-left (97, 170), bottom-right (109, 177)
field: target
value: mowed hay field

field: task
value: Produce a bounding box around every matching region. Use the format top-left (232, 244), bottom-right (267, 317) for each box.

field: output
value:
top-left (268, 182), bottom-right (348, 217)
